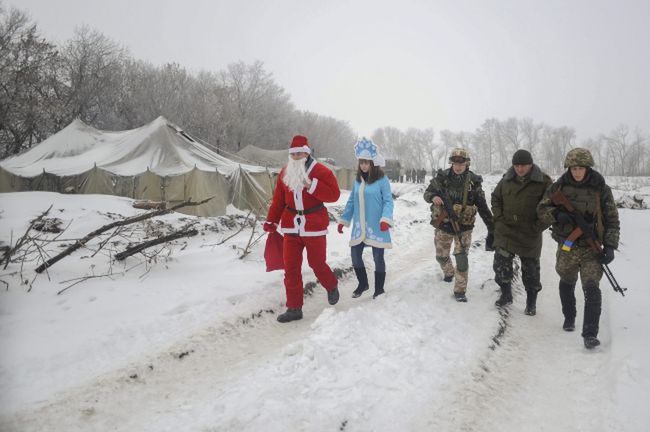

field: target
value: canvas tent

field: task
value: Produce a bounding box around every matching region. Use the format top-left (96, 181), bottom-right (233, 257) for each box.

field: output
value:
top-left (0, 117), bottom-right (276, 216)
top-left (235, 144), bottom-right (288, 168)
top-left (235, 144), bottom-right (356, 190)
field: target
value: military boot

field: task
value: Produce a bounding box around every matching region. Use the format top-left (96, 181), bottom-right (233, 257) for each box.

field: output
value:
top-left (495, 283), bottom-right (513, 307)
top-left (277, 308), bottom-right (303, 323)
top-left (582, 282), bottom-right (602, 342)
top-left (525, 289), bottom-right (538, 316)
top-left (584, 336), bottom-right (601, 349)
top-left (352, 267), bottom-right (369, 298)
top-left (373, 271), bottom-right (386, 298)
top-left (559, 280), bottom-right (576, 331)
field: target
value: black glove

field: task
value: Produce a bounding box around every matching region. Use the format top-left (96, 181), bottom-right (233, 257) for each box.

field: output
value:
top-left (600, 246), bottom-right (615, 265)
top-left (555, 210), bottom-right (574, 225)
top-left (485, 232), bottom-right (495, 251)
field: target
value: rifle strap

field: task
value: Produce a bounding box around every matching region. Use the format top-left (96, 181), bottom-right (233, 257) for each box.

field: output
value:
top-left (461, 173), bottom-right (471, 215)
top-left (595, 191), bottom-right (605, 241)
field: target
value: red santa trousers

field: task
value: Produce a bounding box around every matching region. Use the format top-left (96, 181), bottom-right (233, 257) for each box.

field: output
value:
top-left (283, 234), bottom-right (338, 309)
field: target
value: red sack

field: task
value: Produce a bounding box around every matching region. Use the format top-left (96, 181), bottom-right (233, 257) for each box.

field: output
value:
top-left (264, 230), bottom-right (284, 272)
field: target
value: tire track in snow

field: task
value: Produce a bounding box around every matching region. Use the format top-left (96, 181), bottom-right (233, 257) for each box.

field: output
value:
top-left (414, 236), bottom-right (621, 432)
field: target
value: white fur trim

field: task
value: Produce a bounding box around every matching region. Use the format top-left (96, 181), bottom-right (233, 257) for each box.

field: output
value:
top-left (289, 146), bottom-right (311, 154)
top-left (373, 154), bottom-right (386, 167)
top-left (307, 178), bottom-right (318, 194)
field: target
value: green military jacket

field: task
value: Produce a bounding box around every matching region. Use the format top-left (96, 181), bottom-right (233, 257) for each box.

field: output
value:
top-left (423, 168), bottom-right (494, 233)
top-left (537, 169), bottom-right (620, 249)
top-left (491, 165), bottom-right (552, 258)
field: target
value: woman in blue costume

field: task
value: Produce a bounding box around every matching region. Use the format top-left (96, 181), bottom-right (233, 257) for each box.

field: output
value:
top-left (338, 138), bottom-right (394, 298)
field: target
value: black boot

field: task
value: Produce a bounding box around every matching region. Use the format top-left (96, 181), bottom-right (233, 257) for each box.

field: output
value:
top-left (582, 282), bottom-right (602, 340)
top-left (327, 287), bottom-right (340, 305)
top-left (584, 336), bottom-right (601, 349)
top-left (352, 267), bottom-right (369, 298)
top-left (525, 289), bottom-right (538, 316)
top-left (495, 283), bottom-right (513, 307)
top-left (277, 308), bottom-right (303, 323)
top-left (563, 317), bottom-right (575, 331)
top-left (373, 271), bottom-right (386, 298)
top-left (559, 280), bottom-right (576, 331)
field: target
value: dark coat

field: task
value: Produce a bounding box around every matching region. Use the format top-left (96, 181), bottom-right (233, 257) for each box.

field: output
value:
top-left (491, 165), bottom-right (552, 258)
top-left (537, 168), bottom-right (620, 249)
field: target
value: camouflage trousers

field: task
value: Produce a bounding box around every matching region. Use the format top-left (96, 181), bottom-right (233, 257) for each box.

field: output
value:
top-left (434, 229), bottom-right (472, 293)
top-left (493, 248), bottom-right (542, 292)
top-left (555, 244), bottom-right (603, 287)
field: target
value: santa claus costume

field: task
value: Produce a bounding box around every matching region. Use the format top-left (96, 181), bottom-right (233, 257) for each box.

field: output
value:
top-left (263, 135), bottom-right (341, 322)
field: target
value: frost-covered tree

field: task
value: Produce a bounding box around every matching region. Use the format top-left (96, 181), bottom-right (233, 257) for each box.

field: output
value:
top-left (59, 25), bottom-right (128, 129)
top-left (0, 4), bottom-right (60, 157)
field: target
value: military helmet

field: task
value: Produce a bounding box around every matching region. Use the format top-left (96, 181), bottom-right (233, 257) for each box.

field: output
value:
top-left (448, 147), bottom-right (470, 164)
top-left (564, 148), bottom-right (594, 168)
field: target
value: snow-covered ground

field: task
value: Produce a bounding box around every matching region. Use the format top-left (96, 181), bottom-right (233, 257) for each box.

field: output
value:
top-left (0, 176), bottom-right (648, 432)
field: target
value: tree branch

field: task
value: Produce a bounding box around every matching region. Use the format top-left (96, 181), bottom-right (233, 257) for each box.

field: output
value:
top-left (34, 196), bottom-right (213, 273)
top-left (114, 229), bottom-right (198, 261)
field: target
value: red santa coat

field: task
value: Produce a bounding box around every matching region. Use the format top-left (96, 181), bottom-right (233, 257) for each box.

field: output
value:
top-left (266, 159), bottom-right (340, 236)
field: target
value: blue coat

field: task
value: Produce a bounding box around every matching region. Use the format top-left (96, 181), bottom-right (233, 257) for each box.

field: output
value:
top-left (339, 176), bottom-right (394, 248)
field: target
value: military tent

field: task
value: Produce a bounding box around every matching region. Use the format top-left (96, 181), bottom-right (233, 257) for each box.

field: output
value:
top-left (235, 144), bottom-right (356, 190)
top-left (0, 117), bottom-right (276, 216)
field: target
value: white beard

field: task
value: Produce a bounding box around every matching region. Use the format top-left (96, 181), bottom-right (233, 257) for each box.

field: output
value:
top-left (283, 156), bottom-right (310, 192)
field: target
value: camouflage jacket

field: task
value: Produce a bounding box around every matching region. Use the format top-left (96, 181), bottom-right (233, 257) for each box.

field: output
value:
top-left (423, 168), bottom-right (494, 233)
top-left (537, 169), bottom-right (620, 249)
top-left (491, 165), bottom-right (552, 258)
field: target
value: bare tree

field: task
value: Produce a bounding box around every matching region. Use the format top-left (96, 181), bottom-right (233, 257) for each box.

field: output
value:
top-left (58, 25), bottom-right (128, 129)
top-left (219, 61), bottom-right (294, 152)
top-left (0, 4), bottom-right (60, 157)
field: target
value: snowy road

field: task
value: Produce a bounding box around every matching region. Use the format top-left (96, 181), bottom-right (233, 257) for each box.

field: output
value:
top-left (1, 187), bottom-right (647, 431)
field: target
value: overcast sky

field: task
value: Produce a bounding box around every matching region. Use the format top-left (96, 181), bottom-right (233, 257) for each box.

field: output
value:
top-left (14, 0), bottom-right (650, 139)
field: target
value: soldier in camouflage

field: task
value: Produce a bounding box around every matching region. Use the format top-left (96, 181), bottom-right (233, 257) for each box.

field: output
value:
top-left (491, 149), bottom-right (552, 315)
top-left (537, 148), bottom-right (620, 349)
top-left (423, 148), bottom-right (494, 302)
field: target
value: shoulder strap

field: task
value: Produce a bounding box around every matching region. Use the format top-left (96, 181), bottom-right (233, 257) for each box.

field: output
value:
top-left (461, 173), bottom-right (471, 211)
top-left (595, 191), bottom-right (605, 241)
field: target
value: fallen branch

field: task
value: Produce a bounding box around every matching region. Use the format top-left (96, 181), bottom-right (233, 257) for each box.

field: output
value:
top-left (239, 218), bottom-right (260, 259)
top-left (114, 229), bottom-right (198, 261)
top-left (201, 209), bottom-right (255, 248)
top-left (57, 273), bottom-right (121, 295)
top-left (133, 200), bottom-right (167, 210)
top-left (35, 196), bottom-right (213, 273)
top-left (2, 205), bottom-right (53, 269)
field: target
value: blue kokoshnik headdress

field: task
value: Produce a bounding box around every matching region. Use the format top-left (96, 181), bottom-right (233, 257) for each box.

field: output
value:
top-left (354, 137), bottom-right (385, 167)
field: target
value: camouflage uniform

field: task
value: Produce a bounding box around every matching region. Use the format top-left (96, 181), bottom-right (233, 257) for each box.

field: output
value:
top-left (537, 148), bottom-right (620, 343)
top-left (492, 163), bottom-right (552, 313)
top-left (424, 149), bottom-right (494, 297)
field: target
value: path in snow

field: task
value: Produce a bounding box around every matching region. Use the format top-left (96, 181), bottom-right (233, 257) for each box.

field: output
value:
top-left (4, 219), bottom-right (492, 431)
top-left (413, 233), bottom-right (626, 432)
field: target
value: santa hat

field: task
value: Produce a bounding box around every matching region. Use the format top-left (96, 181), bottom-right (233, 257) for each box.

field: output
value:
top-left (288, 135), bottom-right (311, 154)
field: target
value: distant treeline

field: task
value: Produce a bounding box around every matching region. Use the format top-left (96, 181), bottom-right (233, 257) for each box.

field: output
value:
top-left (374, 120), bottom-right (649, 176)
top-left (1, 3), bottom-right (648, 175)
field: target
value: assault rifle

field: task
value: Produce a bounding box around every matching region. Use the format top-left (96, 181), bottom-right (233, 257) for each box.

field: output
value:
top-left (432, 191), bottom-right (467, 251)
top-left (550, 190), bottom-right (626, 297)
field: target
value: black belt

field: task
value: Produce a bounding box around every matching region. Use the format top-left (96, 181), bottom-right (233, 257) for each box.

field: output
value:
top-left (287, 204), bottom-right (324, 215)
